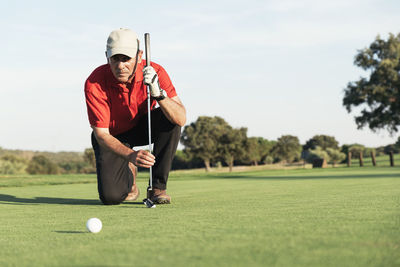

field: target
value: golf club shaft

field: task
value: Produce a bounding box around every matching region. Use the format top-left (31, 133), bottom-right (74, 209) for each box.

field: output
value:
top-left (144, 33), bottom-right (153, 190)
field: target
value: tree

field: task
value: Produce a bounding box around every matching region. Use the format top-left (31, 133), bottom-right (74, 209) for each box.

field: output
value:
top-left (394, 136), bottom-right (400, 151)
top-left (218, 127), bottom-right (247, 172)
top-left (171, 150), bottom-right (203, 170)
top-left (271, 135), bottom-right (302, 163)
top-left (363, 147), bottom-right (376, 158)
top-left (259, 139), bottom-right (275, 164)
top-left (303, 135), bottom-right (339, 151)
top-left (340, 144), bottom-right (351, 155)
top-left (241, 137), bottom-right (274, 166)
top-left (348, 145), bottom-right (366, 166)
top-left (384, 144), bottom-right (399, 154)
top-left (348, 144), bottom-right (365, 157)
top-left (242, 137), bottom-right (260, 165)
top-left (343, 33), bottom-right (400, 133)
top-left (26, 155), bottom-right (59, 175)
top-left (326, 148), bottom-right (346, 167)
top-left (306, 146), bottom-right (330, 163)
top-left (181, 116), bottom-right (230, 171)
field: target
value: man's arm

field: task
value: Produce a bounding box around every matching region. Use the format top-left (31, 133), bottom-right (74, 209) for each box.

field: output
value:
top-left (143, 66), bottom-right (186, 126)
top-left (158, 96), bottom-right (186, 126)
top-left (92, 127), bottom-right (155, 168)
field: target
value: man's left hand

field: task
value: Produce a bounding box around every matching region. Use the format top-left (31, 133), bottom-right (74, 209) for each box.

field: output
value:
top-left (143, 66), bottom-right (162, 98)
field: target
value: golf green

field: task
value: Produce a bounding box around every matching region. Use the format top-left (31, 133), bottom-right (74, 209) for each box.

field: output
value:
top-left (0, 166), bottom-right (399, 266)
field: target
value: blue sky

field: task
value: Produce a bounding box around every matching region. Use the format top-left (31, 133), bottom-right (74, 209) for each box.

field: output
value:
top-left (1, 0), bottom-right (399, 152)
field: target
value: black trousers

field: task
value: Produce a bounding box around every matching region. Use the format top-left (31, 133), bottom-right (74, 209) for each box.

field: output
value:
top-left (91, 108), bottom-right (181, 205)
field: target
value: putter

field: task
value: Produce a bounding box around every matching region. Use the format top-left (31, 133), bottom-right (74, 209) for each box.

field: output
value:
top-left (143, 32), bottom-right (156, 209)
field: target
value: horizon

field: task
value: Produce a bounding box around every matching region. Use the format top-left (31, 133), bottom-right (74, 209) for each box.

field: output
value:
top-left (0, 134), bottom-right (396, 153)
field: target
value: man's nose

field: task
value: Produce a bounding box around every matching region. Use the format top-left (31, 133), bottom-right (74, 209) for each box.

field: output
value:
top-left (117, 61), bottom-right (125, 70)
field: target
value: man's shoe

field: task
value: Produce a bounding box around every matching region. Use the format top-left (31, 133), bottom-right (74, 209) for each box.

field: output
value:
top-left (147, 188), bottom-right (171, 204)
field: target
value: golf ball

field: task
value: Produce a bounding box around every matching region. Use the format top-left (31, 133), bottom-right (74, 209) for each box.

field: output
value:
top-left (86, 218), bottom-right (102, 233)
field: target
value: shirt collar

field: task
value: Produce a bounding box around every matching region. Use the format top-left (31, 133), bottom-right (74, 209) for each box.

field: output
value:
top-left (134, 60), bottom-right (145, 83)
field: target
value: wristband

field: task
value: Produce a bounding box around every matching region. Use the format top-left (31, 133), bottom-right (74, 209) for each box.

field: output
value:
top-left (154, 89), bottom-right (167, 101)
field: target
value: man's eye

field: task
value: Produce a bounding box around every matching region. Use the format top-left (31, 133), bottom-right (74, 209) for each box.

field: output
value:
top-left (121, 56), bottom-right (130, 62)
top-left (110, 55), bottom-right (132, 63)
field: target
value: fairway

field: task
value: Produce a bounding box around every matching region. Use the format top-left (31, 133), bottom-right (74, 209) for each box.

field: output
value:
top-left (0, 167), bottom-right (399, 267)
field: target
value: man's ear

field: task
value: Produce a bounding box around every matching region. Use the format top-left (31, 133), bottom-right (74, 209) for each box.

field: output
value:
top-left (137, 50), bottom-right (143, 61)
top-left (105, 51), bottom-right (109, 63)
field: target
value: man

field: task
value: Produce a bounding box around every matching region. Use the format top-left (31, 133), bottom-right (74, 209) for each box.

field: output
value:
top-left (84, 28), bottom-right (186, 205)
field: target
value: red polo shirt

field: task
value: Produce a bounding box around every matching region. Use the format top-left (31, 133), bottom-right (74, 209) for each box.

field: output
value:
top-left (85, 60), bottom-right (177, 136)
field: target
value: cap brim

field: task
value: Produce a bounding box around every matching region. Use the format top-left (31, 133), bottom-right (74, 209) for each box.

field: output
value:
top-left (107, 48), bottom-right (137, 59)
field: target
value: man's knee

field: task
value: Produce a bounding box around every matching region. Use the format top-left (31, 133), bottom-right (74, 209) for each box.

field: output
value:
top-left (99, 190), bottom-right (126, 205)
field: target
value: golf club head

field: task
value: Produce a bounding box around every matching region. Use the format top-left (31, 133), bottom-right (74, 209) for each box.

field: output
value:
top-left (143, 198), bottom-right (156, 208)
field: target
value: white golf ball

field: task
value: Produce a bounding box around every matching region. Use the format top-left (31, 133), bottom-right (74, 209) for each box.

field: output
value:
top-left (86, 218), bottom-right (102, 233)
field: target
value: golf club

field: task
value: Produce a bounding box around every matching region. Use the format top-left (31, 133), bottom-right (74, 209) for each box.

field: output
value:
top-left (143, 32), bottom-right (156, 209)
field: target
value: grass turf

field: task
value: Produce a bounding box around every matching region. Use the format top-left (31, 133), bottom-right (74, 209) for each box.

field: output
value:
top-left (0, 166), bottom-right (399, 266)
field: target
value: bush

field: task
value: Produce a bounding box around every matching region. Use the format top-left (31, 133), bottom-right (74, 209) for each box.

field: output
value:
top-left (58, 161), bottom-right (95, 174)
top-left (83, 148), bottom-right (96, 168)
top-left (0, 154), bottom-right (28, 174)
top-left (326, 148), bottom-right (346, 167)
top-left (306, 146), bottom-right (330, 163)
top-left (263, 156), bottom-right (274, 165)
top-left (26, 155), bottom-right (59, 175)
top-left (0, 160), bottom-right (27, 175)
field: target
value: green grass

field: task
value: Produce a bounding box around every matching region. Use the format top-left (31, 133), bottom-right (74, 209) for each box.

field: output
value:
top-left (0, 167), bottom-right (399, 266)
top-left (0, 174), bottom-right (96, 188)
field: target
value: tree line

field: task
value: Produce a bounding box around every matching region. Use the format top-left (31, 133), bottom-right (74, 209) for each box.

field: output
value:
top-left (177, 116), bottom-right (400, 171)
top-left (0, 121), bottom-right (398, 174)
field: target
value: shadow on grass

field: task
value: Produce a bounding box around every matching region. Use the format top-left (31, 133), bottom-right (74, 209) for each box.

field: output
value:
top-left (54, 231), bottom-right (88, 234)
top-left (0, 194), bottom-right (101, 205)
top-left (0, 194), bottom-right (148, 206)
top-left (213, 173), bottom-right (400, 180)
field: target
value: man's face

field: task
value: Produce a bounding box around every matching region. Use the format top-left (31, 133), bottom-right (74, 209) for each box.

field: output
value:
top-left (108, 51), bottom-right (142, 83)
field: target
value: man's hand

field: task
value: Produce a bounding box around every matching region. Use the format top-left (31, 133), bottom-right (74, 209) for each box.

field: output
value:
top-left (143, 66), bottom-right (163, 98)
top-left (129, 150), bottom-right (155, 168)
top-left (92, 127), bottom-right (156, 168)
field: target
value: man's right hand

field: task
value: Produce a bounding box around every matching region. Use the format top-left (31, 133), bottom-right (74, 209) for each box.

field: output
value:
top-left (92, 126), bottom-right (155, 169)
top-left (129, 150), bottom-right (155, 168)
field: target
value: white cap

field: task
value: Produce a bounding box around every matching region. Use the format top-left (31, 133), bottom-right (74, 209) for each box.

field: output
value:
top-left (106, 28), bottom-right (139, 59)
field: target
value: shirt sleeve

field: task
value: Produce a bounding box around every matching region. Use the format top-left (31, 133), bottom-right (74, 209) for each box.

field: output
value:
top-left (84, 77), bottom-right (110, 129)
top-left (155, 64), bottom-right (177, 98)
